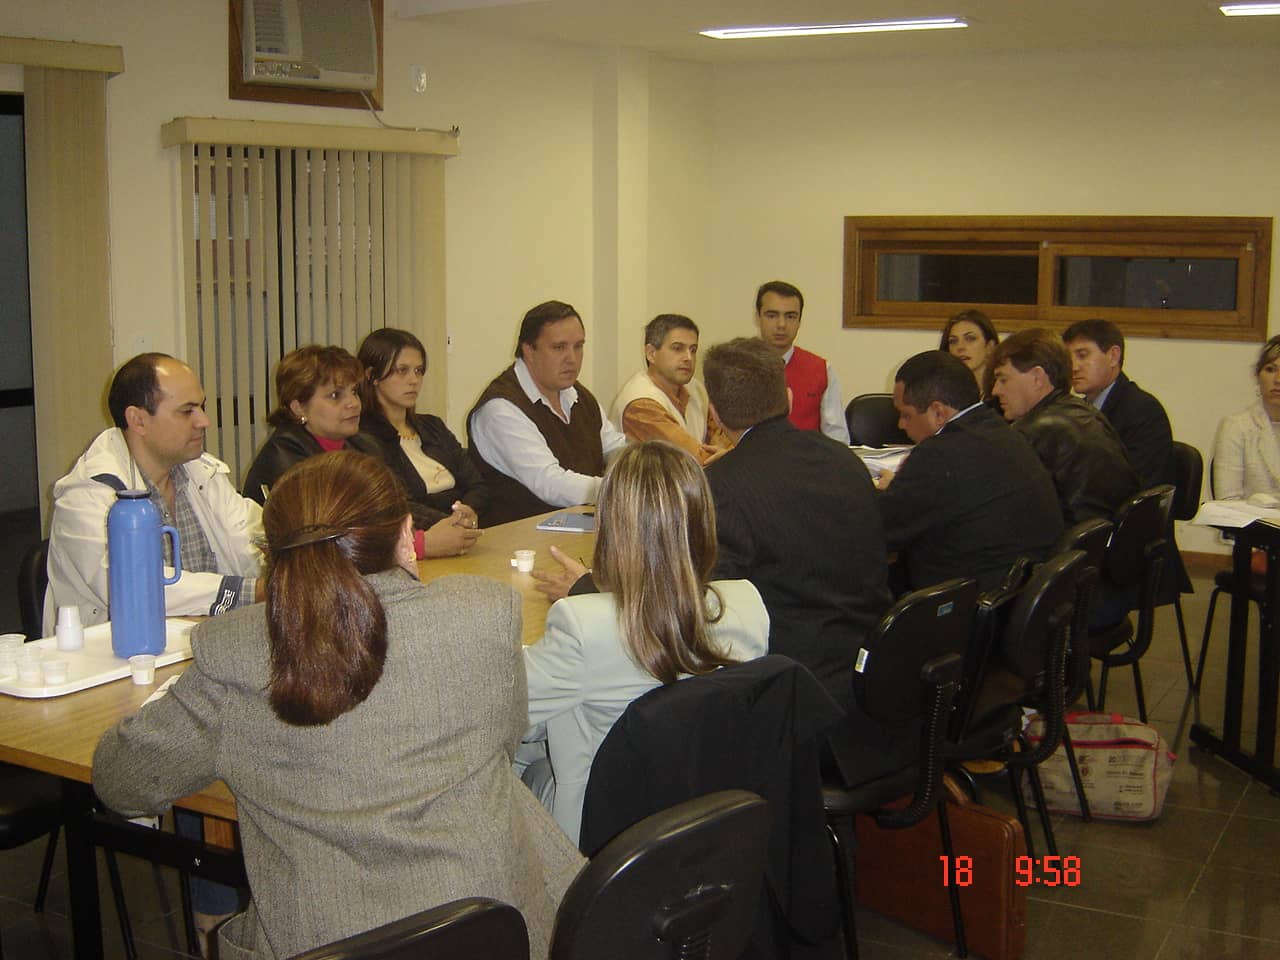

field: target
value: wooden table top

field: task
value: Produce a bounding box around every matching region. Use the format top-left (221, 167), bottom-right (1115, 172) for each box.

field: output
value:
top-left (0, 510), bottom-right (595, 821)
top-left (416, 508), bottom-right (595, 646)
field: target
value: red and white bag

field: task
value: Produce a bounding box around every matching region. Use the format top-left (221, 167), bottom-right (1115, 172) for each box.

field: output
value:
top-left (1022, 711), bottom-right (1176, 821)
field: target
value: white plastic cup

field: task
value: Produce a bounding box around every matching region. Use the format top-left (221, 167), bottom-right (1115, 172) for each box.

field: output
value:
top-left (18, 661), bottom-right (42, 685)
top-left (16, 645), bottom-right (40, 664)
top-left (0, 634), bottom-right (25, 655)
top-left (0, 659), bottom-right (16, 681)
top-left (42, 659), bottom-right (69, 685)
top-left (511, 549), bottom-right (536, 573)
top-left (56, 606), bottom-right (84, 651)
top-left (129, 654), bottom-right (157, 686)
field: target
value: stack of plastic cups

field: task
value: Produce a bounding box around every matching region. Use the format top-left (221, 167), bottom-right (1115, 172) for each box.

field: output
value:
top-left (0, 634), bottom-right (23, 681)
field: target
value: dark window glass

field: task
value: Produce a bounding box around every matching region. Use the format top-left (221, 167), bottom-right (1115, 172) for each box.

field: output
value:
top-left (876, 254), bottom-right (1038, 304)
top-left (1057, 257), bottom-right (1237, 311)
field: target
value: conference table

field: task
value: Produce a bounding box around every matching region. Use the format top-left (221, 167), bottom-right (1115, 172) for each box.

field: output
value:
top-left (0, 510), bottom-right (595, 960)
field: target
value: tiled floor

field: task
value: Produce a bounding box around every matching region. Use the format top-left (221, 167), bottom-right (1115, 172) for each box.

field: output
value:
top-left (2, 565), bottom-right (1278, 959)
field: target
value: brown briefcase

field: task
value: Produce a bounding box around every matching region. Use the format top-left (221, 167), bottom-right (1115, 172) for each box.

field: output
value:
top-left (852, 779), bottom-right (1027, 960)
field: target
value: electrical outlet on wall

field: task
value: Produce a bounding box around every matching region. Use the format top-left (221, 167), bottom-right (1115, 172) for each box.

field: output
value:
top-left (411, 66), bottom-right (427, 94)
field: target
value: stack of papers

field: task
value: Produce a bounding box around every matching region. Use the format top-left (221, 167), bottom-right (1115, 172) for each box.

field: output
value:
top-left (851, 444), bottom-right (912, 479)
top-left (1191, 500), bottom-right (1280, 530)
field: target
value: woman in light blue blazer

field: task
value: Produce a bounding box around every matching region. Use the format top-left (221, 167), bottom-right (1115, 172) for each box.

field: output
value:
top-left (522, 441), bottom-right (770, 845)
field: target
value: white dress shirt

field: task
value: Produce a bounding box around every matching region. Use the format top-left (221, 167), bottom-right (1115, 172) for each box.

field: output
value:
top-left (782, 346), bottom-right (850, 444)
top-left (470, 359), bottom-right (628, 507)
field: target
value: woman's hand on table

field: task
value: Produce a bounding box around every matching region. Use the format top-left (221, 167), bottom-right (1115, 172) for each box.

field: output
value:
top-left (421, 515), bottom-right (483, 558)
top-left (450, 501), bottom-right (479, 529)
top-left (531, 545), bottom-right (589, 603)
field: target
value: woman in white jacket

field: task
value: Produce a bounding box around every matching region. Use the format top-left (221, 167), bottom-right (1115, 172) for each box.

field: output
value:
top-left (521, 441), bottom-right (769, 845)
top-left (1214, 335), bottom-right (1280, 501)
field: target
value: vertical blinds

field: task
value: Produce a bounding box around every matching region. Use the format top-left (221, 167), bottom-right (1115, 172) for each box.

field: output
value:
top-left (180, 142), bottom-right (432, 485)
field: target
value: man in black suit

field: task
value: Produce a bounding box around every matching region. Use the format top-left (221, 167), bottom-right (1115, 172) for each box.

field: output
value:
top-left (1063, 318), bottom-right (1175, 489)
top-left (1063, 318), bottom-right (1189, 599)
top-left (878, 351), bottom-right (1063, 593)
top-left (701, 337), bottom-right (892, 715)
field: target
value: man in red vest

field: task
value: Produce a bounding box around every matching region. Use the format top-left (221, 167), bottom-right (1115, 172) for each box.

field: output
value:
top-left (754, 280), bottom-right (849, 443)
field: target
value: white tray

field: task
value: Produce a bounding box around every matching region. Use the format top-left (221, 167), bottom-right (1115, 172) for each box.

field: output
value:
top-left (0, 619), bottom-right (197, 699)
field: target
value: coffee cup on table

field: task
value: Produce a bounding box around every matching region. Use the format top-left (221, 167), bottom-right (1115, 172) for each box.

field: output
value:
top-left (510, 549), bottom-right (536, 573)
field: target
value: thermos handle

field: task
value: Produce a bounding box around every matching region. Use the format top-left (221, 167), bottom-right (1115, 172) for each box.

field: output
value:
top-left (161, 525), bottom-right (182, 586)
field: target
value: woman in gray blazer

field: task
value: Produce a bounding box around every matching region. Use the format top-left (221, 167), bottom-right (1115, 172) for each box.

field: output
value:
top-left (94, 451), bottom-right (584, 960)
top-left (1214, 335), bottom-right (1280, 502)
top-left (522, 442), bottom-right (770, 845)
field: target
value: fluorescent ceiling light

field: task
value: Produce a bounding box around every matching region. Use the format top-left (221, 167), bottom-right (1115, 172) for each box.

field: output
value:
top-left (700, 17), bottom-right (968, 40)
top-left (1220, 3), bottom-right (1280, 15)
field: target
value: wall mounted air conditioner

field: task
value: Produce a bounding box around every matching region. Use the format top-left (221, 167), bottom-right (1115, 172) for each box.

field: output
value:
top-left (242, 0), bottom-right (378, 93)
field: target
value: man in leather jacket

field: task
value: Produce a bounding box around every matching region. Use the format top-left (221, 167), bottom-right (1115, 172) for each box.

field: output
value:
top-left (989, 328), bottom-right (1140, 526)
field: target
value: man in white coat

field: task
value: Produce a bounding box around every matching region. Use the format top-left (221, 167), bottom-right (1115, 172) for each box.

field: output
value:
top-left (609, 314), bottom-right (727, 466)
top-left (44, 353), bottom-right (264, 634)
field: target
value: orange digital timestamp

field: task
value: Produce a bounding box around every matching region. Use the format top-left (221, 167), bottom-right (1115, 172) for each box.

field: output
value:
top-left (939, 855), bottom-right (1083, 887)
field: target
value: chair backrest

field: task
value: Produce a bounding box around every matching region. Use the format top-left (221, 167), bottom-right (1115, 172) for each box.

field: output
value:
top-left (551, 791), bottom-right (769, 960)
top-left (1052, 518), bottom-right (1112, 577)
top-left (578, 656), bottom-right (843, 952)
top-left (1103, 485), bottom-right (1175, 589)
top-left (1001, 550), bottom-right (1086, 688)
top-left (1169, 441), bottom-right (1204, 522)
top-left (952, 559), bottom-right (1034, 738)
top-left (287, 898), bottom-right (529, 960)
top-left (853, 577), bottom-right (980, 725)
top-left (845, 393), bottom-right (911, 448)
top-left (18, 539), bottom-right (49, 641)
top-left (1049, 518), bottom-right (1112, 704)
top-left (1000, 550), bottom-right (1087, 765)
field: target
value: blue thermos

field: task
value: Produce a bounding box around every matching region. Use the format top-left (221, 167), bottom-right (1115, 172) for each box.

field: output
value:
top-left (107, 491), bottom-right (182, 659)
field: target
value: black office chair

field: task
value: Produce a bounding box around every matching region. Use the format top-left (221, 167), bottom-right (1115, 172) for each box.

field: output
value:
top-left (552, 791), bottom-right (769, 960)
top-left (845, 393), bottom-right (911, 448)
top-left (1167, 441), bottom-right (1203, 686)
top-left (1196, 461), bottom-right (1266, 691)
top-left (18, 539), bottom-right (49, 642)
top-left (826, 577), bottom-right (977, 960)
top-left (948, 553), bottom-right (1087, 859)
top-left (1046, 518), bottom-right (1114, 822)
top-left (1087, 486), bottom-right (1176, 721)
top-left (288, 897), bottom-right (529, 960)
top-left (579, 656), bottom-right (843, 956)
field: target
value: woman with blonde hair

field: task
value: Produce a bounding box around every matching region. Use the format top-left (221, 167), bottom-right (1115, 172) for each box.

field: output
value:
top-left (522, 441), bottom-right (770, 843)
top-left (94, 451), bottom-right (583, 960)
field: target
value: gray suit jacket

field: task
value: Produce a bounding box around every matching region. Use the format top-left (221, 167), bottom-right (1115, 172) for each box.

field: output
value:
top-left (93, 569), bottom-right (585, 960)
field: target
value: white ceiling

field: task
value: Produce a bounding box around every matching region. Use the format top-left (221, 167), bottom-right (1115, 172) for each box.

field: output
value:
top-left (392, 0), bottom-right (1280, 63)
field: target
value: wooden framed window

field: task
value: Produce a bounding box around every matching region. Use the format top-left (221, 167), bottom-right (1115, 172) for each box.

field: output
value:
top-left (843, 216), bottom-right (1272, 342)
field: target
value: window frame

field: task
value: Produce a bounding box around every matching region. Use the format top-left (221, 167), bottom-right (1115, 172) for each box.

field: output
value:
top-left (843, 215), bottom-right (1272, 342)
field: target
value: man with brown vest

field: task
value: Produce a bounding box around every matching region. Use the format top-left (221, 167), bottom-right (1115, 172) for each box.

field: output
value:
top-left (468, 300), bottom-right (628, 526)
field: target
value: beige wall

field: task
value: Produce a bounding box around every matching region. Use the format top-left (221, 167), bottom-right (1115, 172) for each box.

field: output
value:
top-left (3, 3), bottom-right (1275, 552)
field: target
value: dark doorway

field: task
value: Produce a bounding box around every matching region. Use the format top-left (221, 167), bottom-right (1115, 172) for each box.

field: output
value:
top-left (0, 92), bottom-right (41, 635)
